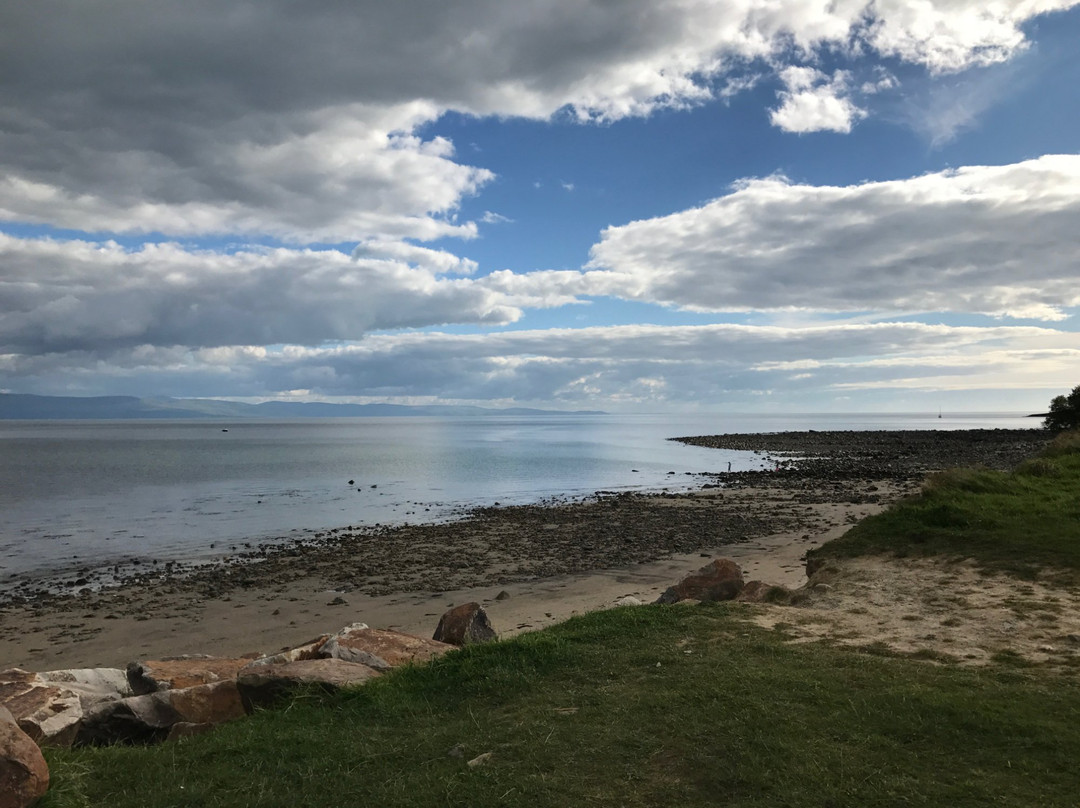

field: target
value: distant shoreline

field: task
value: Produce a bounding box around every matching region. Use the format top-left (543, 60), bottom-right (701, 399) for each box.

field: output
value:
top-left (0, 392), bottom-right (605, 420)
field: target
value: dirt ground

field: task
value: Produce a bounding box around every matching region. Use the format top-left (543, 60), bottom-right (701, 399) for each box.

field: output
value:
top-left (753, 556), bottom-right (1080, 668)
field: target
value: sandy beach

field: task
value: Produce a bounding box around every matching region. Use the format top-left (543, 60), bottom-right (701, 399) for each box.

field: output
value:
top-left (0, 428), bottom-right (1047, 671)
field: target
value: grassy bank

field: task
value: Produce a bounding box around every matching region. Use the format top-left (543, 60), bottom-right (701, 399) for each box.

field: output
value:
top-left (806, 430), bottom-right (1080, 582)
top-left (43, 603), bottom-right (1080, 808)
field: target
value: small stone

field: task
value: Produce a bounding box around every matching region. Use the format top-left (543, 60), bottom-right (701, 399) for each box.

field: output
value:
top-left (467, 752), bottom-right (494, 768)
top-left (494, 590), bottom-right (511, 601)
top-left (612, 596), bottom-right (643, 607)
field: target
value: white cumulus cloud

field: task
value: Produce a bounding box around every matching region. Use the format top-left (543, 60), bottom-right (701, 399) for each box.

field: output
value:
top-left (584, 155), bottom-right (1080, 320)
top-left (770, 67), bottom-right (865, 133)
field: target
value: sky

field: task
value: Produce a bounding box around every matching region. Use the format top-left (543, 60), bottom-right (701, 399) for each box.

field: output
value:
top-left (1, 0), bottom-right (1079, 413)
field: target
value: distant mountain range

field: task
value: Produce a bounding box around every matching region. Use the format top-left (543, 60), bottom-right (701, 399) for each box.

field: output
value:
top-left (0, 394), bottom-right (605, 420)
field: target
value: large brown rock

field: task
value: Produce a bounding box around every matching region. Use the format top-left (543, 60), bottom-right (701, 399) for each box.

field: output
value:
top-left (75, 681), bottom-right (246, 747)
top-left (735, 580), bottom-right (792, 604)
top-left (0, 668), bottom-right (130, 748)
top-left (0, 705), bottom-right (48, 808)
top-left (127, 656), bottom-right (254, 695)
top-left (236, 659), bottom-right (381, 711)
top-left (432, 603), bottom-right (497, 646)
top-left (164, 681), bottom-right (246, 726)
top-left (320, 626), bottom-right (452, 671)
top-left (655, 558), bottom-right (744, 604)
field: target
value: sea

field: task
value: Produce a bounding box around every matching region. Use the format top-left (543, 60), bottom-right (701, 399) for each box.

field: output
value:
top-left (0, 412), bottom-right (1039, 590)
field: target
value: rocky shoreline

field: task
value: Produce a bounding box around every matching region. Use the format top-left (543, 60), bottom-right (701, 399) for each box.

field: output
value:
top-left (0, 428), bottom-right (1049, 673)
top-left (676, 428), bottom-right (1047, 483)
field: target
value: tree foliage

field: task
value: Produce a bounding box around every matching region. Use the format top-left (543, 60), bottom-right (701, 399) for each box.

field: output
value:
top-left (1043, 385), bottom-right (1080, 432)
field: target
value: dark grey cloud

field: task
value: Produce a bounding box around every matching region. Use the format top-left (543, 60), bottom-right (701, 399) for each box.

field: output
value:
top-left (2, 1), bottom-right (1071, 238)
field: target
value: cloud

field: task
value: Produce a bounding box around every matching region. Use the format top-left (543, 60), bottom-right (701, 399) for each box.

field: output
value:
top-left (865, 0), bottom-right (1070, 73)
top-left (584, 155), bottom-right (1080, 320)
top-left (4, 322), bottom-right (1076, 406)
top-left (0, 234), bottom-right (529, 354)
top-left (770, 67), bottom-right (865, 134)
top-left (2, 1), bottom-right (1075, 239)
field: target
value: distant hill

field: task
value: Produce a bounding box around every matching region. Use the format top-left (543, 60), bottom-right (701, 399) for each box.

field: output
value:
top-left (0, 393), bottom-right (604, 420)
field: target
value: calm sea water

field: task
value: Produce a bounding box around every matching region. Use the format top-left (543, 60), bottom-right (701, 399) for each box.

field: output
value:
top-left (0, 412), bottom-right (1038, 585)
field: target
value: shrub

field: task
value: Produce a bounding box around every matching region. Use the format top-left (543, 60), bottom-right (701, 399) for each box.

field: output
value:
top-left (1044, 428), bottom-right (1080, 458)
top-left (1043, 385), bottom-right (1080, 432)
top-left (1014, 458), bottom-right (1063, 478)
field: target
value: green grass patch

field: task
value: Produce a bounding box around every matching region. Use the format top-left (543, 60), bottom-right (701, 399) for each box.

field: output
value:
top-left (807, 433), bottom-right (1080, 581)
top-left (41, 605), bottom-right (1080, 807)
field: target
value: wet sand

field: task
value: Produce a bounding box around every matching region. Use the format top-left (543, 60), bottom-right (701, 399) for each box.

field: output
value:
top-left (0, 428), bottom-right (1047, 671)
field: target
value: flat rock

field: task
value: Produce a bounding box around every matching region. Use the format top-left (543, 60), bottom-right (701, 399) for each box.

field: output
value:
top-left (1, 668), bottom-right (133, 748)
top-left (319, 626), bottom-right (452, 671)
top-left (655, 558), bottom-right (744, 605)
top-left (38, 668), bottom-right (133, 711)
top-left (245, 635), bottom-right (332, 668)
top-left (432, 603), bottom-right (497, 646)
top-left (236, 659), bottom-right (381, 711)
top-left (0, 670), bottom-right (83, 748)
top-left (0, 705), bottom-right (49, 808)
top-left (127, 656), bottom-right (254, 694)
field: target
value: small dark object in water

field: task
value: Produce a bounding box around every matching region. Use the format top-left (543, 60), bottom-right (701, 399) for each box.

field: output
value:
top-left (221, 429), bottom-right (228, 432)
top-left (348, 479), bottom-right (354, 485)
top-left (371, 484), bottom-right (377, 489)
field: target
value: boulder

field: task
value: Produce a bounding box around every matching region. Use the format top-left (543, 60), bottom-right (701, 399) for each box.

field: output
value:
top-left (0, 706), bottom-right (48, 808)
top-left (1, 668), bottom-right (134, 748)
top-left (613, 596), bottom-right (643, 607)
top-left (76, 693), bottom-right (180, 746)
top-left (236, 659), bottom-right (381, 711)
top-left (319, 626), bottom-right (452, 671)
top-left (735, 580), bottom-right (792, 604)
top-left (432, 603), bottom-right (497, 646)
top-left (655, 558), bottom-right (744, 605)
top-left (164, 681), bottom-right (246, 726)
top-left (127, 656), bottom-right (254, 694)
top-left (36, 668), bottom-right (132, 707)
top-left (0, 670), bottom-right (82, 748)
top-left (75, 681), bottom-right (246, 747)
top-left (244, 635), bottom-right (332, 668)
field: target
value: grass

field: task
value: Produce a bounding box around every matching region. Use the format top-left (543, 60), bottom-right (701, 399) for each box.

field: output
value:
top-left (806, 430), bottom-right (1080, 582)
top-left (41, 604), bottom-right (1080, 808)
